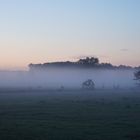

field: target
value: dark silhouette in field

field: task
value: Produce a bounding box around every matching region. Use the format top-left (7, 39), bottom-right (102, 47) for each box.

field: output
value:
top-left (134, 70), bottom-right (140, 86)
top-left (134, 70), bottom-right (140, 80)
top-left (82, 79), bottom-right (95, 90)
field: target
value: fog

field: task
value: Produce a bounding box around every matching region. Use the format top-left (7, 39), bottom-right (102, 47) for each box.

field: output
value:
top-left (0, 68), bottom-right (135, 90)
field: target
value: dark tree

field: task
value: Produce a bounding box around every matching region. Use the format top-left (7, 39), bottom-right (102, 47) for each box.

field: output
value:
top-left (82, 79), bottom-right (95, 90)
top-left (134, 70), bottom-right (140, 80)
top-left (134, 70), bottom-right (140, 86)
top-left (78, 57), bottom-right (99, 65)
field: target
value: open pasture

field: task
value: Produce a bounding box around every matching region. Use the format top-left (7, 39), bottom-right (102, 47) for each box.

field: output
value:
top-left (0, 89), bottom-right (140, 140)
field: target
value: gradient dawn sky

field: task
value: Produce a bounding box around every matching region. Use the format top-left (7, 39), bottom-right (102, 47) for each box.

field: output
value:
top-left (0, 0), bottom-right (140, 70)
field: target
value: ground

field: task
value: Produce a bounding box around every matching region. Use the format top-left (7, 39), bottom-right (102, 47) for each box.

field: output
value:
top-left (0, 89), bottom-right (140, 140)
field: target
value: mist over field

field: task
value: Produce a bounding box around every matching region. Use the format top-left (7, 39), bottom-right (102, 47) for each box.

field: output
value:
top-left (1, 0), bottom-right (140, 139)
top-left (0, 68), bottom-right (135, 89)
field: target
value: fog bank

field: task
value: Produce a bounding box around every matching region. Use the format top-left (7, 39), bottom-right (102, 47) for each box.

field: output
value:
top-left (0, 68), bottom-right (135, 89)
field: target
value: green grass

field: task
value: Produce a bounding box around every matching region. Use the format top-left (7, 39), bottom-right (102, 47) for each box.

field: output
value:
top-left (0, 89), bottom-right (140, 140)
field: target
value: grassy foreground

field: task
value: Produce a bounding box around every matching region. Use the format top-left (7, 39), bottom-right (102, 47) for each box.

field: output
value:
top-left (0, 89), bottom-right (140, 140)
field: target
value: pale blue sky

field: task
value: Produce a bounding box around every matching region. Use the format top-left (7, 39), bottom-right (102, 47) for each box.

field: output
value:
top-left (0, 0), bottom-right (140, 69)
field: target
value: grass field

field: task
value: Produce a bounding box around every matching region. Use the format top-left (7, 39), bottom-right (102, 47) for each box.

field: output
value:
top-left (0, 89), bottom-right (140, 140)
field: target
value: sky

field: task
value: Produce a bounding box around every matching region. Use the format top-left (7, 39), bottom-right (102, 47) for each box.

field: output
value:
top-left (0, 0), bottom-right (140, 70)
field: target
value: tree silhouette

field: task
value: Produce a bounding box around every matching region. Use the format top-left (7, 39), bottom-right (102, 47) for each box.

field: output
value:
top-left (82, 79), bottom-right (95, 90)
top-left (28, 57), bottom-right (134, 70)
top-left (78, 57), bottom-right (99, 65)
top-left (134, 70), bottom-right (140, 86)
top-left (134, 70), bottom-right (140, 80)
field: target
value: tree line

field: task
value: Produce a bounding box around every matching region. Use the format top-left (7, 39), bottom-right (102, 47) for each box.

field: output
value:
top-left (29, 57), bottom-right (134, 70)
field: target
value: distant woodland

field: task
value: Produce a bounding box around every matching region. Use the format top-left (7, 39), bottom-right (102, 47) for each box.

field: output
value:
top-left (29, 57), bottom-right (139, 70)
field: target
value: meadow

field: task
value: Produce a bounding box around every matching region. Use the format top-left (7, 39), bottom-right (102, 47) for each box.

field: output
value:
top-left (0, 89), bottom-right (140, 140)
